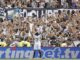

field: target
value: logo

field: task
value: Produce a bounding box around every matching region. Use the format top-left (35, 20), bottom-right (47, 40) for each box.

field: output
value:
top-left (0, 47), bottom-right (80, 59)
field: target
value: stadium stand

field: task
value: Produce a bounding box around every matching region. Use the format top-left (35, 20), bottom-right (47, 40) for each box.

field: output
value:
top-left (0, 0), bottom-right (80, 47)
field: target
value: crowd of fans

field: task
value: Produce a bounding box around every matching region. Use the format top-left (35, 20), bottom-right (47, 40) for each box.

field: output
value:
top-left (0, 0), bottom-right (80, 47)
top-left (0, 0), bottom-right (80, 9)
top-left (0, 9), bottom-right (80, 47)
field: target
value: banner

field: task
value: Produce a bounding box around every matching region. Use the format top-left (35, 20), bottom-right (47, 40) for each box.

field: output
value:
top-left (0, 47), bottom-right (80, 59)
top-left (6, 8), bottom-right (80, 20)
top-left (0, 8), bottom-right (5, 18)
top-left (7, 8), bottom-right (22, 20)
top-left (0, 8), bottom-right (4, 16)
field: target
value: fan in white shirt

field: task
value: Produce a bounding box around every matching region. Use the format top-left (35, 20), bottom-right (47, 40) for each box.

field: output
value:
top-left (10, 40), bottom-right (19, 47)
top-left (34, 33), bottom-right (42, 47)
top-left (15, 29), bottom-right (20, 36)
top-left (29, 22), bottom-right (34, 33)
top-left (36, 25), bottom-right (43, 33)
top-left (33, 33), bottom-right (42, 58)
top-left (2, 27), bottom-right (8, 35)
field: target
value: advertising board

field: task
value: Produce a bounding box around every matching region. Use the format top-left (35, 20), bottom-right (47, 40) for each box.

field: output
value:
top-left (0, 47), bottom-right (80, 59)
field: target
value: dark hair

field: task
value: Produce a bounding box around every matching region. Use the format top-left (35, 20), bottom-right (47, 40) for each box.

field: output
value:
top-left (58, 10), bottom-right (61, 15)
top-left (0, 38), bottom-right (4, 42)
top-left (62, 25), bottom-right (66, 30)
top-left (79, 10), bottom-right (80, 13)
top-left (77, 44), bottom-right (80, 47)
top-left (11, 4), bottom-right (15, 8)
top-left (0, 18), bottom-right (3, 22)
top-left (67, 10), bottom-right (70, 15)
top-left (71, 10), bottom-right (75, 15)
top-left (35, 33), bottom-right (39, 36)
top-left (50, 36), bottom-right (56, 40)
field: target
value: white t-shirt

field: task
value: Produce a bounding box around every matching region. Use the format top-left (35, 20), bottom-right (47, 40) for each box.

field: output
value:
top-left (28, 31), bottom-right (32, 37)
top-left (15, 30), bottom-right (20, 36)
top-left (29, 23), bottom-right (34, 32)
top-left (45, 19), bottom-right (49, 24)
top-left (36, 26), bottom-right (43, 33)
top-left (7, 4), bottom-right (12, 8)
top-left (34, 34), bottom-right (41, 45)
top-left (61, 0), bottom-right (65, 5)
top-left (45, 0), bottom-right (49, 3)
top-left (36, 27), bottom-right (40, 33)
top-left (39, 26), bottom-right (43, 33)
top-left (10, 41), bottom-right (19, 47)
top-left (2, 28), bottom-right (8, 35)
